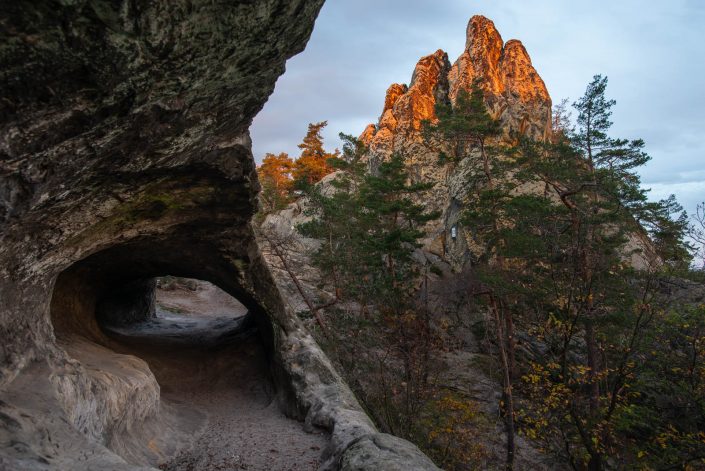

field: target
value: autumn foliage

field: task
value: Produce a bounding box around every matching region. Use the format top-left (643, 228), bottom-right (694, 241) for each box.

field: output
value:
top-left (291, 121), bottom-right (339, 188)
top-left (258, 152), bottom-right (294, 213)
top-left (257, 121), bottom-right (338, 213)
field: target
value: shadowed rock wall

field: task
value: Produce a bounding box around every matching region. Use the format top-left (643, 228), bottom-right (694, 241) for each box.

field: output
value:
top-left (96, 278), bottom-right (156, 327)
top-left (0, 0), bottom-right (325, 391)
top-left (0, 1), bottom-right (440, 470)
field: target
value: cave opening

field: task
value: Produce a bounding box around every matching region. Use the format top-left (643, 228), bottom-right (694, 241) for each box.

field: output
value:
top-left (98, 276), bottom-right (252, 350)
top-left (47, 243), bottom-right (327, 470)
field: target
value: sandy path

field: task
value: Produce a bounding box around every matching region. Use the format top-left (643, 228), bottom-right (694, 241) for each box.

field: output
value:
top-left (108, 281), bottom-right (327, 471)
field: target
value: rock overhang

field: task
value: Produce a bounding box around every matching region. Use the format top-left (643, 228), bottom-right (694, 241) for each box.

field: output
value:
top-left (0, 2), bottom-right (443, 470)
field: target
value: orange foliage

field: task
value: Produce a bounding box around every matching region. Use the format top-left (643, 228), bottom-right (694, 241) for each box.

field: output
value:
top-left (257, 152), bottom-right (294, 212)
top-left (257, 122), bottom-right (339, 214)
top-left (292, 121), bottom-right (338, 188)
top-left (292, 154), bottom-right (335, 187)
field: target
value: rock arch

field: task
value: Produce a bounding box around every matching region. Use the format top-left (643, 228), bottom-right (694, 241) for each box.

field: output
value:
top-left (0, 1), bottom-right (439, 469)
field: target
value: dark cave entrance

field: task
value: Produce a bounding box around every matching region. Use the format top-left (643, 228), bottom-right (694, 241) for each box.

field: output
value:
top-left (46, 238), bottom-right (278, 393)
top-left (44, 241), bottom-right (330, 469)
top-left (47, 237), bottom-right (279, 357)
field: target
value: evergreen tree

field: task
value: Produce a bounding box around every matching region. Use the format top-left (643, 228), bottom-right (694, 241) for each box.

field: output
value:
top-left (424, 81), bottom-right (501, 165)
top-left (425, 80), bottom-right (518, 470)
top-left (292, 121), bottom-right (339, 189)
top-left (690, 202), bottom-right (705, 270)
top-left (300, 151), bottom-right (437, 310)
top-left (299, 147), bottom-right (440, 439)
top-left (508, 77), bottom-right (693, 471)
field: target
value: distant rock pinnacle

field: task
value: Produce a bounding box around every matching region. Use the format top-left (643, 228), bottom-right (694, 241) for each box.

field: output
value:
top-left (361, 15), bottom-right (552, 152)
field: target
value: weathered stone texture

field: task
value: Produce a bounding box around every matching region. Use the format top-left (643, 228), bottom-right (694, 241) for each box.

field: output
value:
top-left (1, 2), bottom-right (438, 470)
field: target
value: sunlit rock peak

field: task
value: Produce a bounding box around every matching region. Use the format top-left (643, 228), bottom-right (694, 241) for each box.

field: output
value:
top-left (361, 15), bottom-right (552, 151)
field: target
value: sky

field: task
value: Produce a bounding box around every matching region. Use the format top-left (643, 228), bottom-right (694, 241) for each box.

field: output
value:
top-left (250, 0), bottom-right (705, 215)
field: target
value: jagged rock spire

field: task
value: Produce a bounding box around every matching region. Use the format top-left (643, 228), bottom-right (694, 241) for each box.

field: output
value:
top-left (449, 15), bottom-right (505, 99)
top-left (361, 15), bottom-right (552, 151)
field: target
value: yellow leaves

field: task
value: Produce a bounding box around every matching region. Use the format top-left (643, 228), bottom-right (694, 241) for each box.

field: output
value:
top-left (516, 409), bottom-right (549, 442)
top-left (422, 392), bottom-right (487, 468)
top-left (525, 373), bottom-right (541, 384)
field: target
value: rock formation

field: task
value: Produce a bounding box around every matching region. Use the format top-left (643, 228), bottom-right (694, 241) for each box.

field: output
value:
top-left (259, 15), bottom-right (659, 470)
top-left (362, 15), bottom-right (552, 154)
top-left (359, 15), bottom-right (552, 268)
top-left (0, 2), bottom-right (438, 470)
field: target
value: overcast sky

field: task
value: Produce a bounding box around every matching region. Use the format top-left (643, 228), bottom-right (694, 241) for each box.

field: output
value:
top-left (251, 0), bottom-right (705, 214)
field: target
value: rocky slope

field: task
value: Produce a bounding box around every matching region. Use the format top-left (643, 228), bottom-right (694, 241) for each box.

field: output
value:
top-left (0, 2), bottom-right (438, 470)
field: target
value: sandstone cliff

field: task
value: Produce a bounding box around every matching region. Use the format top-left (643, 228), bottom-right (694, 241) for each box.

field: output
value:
top-left (362, 16), bottom-right (551, 151)
top-left (359, 15), bottom-right (552, 268)
top-left (0, 2), bottom-right (438, 470)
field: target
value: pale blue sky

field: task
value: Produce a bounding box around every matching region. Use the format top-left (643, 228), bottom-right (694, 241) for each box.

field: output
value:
top-left (251, 0), bottom-right (704, 214)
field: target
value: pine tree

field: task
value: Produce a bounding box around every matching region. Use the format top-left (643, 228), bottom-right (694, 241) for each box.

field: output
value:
top-left (292, 121), bottom-right (339, 189)
top-left (425, 80), bottom-right (518, 470)
top-left (510, 77), bottom-right (692, 471)
top-left (692, 202), bottom-right (705, 270)
top-left (425, 74), bottom-right (695, 470)
top-left (299, 148), bottom-right (439, 439)
top-left (424, 81), bottom-right (501, 165)
top-left (300, 151), bottom-right (437, 309)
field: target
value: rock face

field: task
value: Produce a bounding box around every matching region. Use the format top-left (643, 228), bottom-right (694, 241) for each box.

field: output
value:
top-left (362, 15), bottom-right (551, 155)
top-left (96, 278), bottom-right (157, 327)
top-left (0, 2), bottom-right (437, 470)
top-left (360, 15), bottom-right (552, 268)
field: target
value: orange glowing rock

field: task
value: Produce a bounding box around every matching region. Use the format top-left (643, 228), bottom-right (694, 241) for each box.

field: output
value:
top-left (360, 15), bottom-right (552, 151)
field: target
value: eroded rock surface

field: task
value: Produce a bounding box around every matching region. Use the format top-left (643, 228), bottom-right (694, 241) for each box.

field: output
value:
top-left (358, 15), bottom-right (552, 269)
top-left (362, 15), bottom-right (551, 156)
top-left (0, 2), bottom-right (438, 470)
top-left (107, 282), bottom-right (327, 471)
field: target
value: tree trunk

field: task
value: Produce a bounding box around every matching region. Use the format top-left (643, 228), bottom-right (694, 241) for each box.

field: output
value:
top-left (504, 306), bottom-right (516, 381)
top-left (588, 454), bottom-right (603, 471)
top-left (585, 317), bottom-right (600, 419)
top-left (490, 294), bottom-right (515, 471)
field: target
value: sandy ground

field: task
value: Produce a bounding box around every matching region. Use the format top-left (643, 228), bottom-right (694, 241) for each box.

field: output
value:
top-left (107, 280), bottom-right (327, 471)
